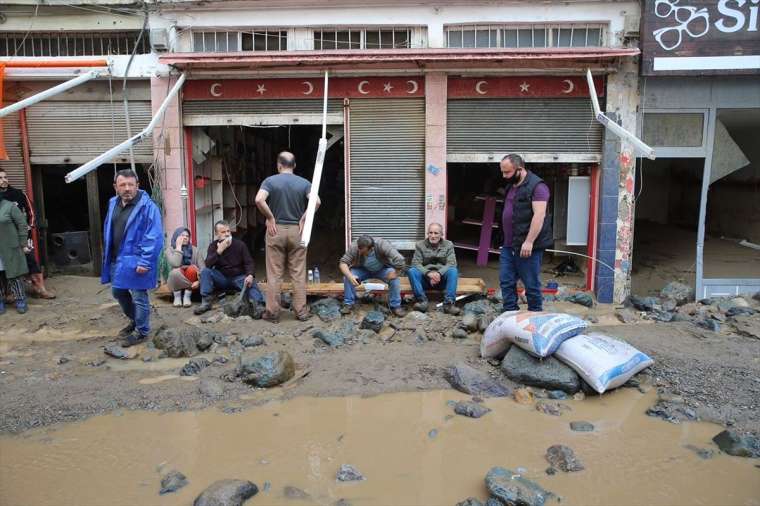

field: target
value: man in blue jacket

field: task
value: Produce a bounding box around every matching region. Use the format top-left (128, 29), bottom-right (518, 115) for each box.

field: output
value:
top-left (102, 169), bottom-right (164, 346)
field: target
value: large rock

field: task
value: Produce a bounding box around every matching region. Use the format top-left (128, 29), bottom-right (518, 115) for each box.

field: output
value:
top-left (500, 346), bottom-right (581, 394)
top-left (712, 430), bottom-right (760, 458)
top-left (463, 299), bottom-right (498, 316)
top-left (485, 467), bottom-right (554, 506)
top-left (660, 282), bottom-right (693, 306)
top-left (311, 298), bottom-right (342, 322)
top-left (193, 479), bottom-right (258, 506)
top-left (453, 401), bottom-right (492, 419)
top-left (628, 295), bottom-right (658, 312)
top-left (313, 329), bottom-right (345, 347)
top-left (238, 351), bottom-right (295, 388)
top-left (461, 313), bottom-right (479, 332)
top-left (154, 328), bottom-right (198, 358)
top-left (446, 363), bottom-right (512, 398)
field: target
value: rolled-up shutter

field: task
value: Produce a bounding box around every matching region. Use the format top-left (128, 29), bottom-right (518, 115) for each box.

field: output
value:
top-left (0, 111), bottom-right (26, 190)
top-left (183, 99), bottom-right (343, 126)
top-left (26, 101), bottom-right (153, 164)
top-left (349, 98), bottom-right (425, 250)
top-left (447, 98), bottom-right (602, 162)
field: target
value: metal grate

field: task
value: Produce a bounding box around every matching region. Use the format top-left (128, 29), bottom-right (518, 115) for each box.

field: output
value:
top-left (0, 31), bottom-right (149, 57)
top-left (349, 99), bottom-right (425, 248)
top-left (445, 23), bottom-right (606, 48)
top-left (25, 101), bottom-right (153, 164)
top-left (314, 27), bottom-right (413, 49)
top-left (0, 111), bottom-right (26, 190)
top-left (447, 99), bottom-right (603, 154)
top-left (183, 99), bottom-right (343, 116)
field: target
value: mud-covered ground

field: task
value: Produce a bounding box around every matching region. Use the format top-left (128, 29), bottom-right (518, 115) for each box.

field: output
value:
top-left (0, 275), bottom-right (759, 436)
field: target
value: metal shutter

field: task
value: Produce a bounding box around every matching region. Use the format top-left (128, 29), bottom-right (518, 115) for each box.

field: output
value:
top-left (183, 99), bottom-right (344, 126)
top-left (25, 101), bottom-right (153, 164)
top-left (447, 99), bottom-right (603, 162)
top-left (349, 98), bottom-right (425, 249)
top-left (0, 111), bottom-right (26, 190)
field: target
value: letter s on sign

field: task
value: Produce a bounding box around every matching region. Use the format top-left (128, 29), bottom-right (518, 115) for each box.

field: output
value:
top-left (716, 0), bottom-right (746, 33)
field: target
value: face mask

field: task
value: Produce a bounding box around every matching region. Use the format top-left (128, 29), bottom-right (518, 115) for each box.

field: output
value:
top-left (504, 168), bottom-right (522, 185)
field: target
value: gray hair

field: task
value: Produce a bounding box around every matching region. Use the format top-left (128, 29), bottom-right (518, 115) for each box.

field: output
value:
top-left (428, 222), bottom-right (443, 233)
top-left (501, 153), bottom-right (525, 169)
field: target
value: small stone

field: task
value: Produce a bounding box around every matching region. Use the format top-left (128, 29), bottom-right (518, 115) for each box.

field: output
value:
top-left (428, 428), bottom-right (438, 439)
top-left (283, 486), bottom-right (311, 500)
top-left (453, 401), bottom-right (492, 419)
top-left (684, 444), bottom-right (716, 460)
top-left (696, 319), bottom-right (720, 332)
top-left (615, 308), bottom-right (639, 324)
top-left (547, 390), bottom-right (568, 400)
top-left (104, 344), bottom-right (135, 360)
top-left (336, 464), bottom-right (365, 482)
top-left (213, 356), bottom-right (229, 365)
top-left (452, 327), bottom-right (469, 339)
top-left (196, 332), bottom-right (214, 351)
top-left (545, 467), bottom-right (557, 476)
top-left (545, 444), bottom-right (584, 472)
top-left (193, 479), bottom-right (258, 506)
top-left (536, 401), bottom-right (570, 416)
top-left (569, 421), bottom-right (594, 432)
top-left (159, 470), bottom-right (188, 495)
top-left (360, 311), bottom-right (385, 333)
top-left (730, 296), bottom-right (750, 308)
top-left (241, 335), bottom-right (266, 347)
top-left (200, 312), bottom-right (225, 324)
top-left (726, 306), bottom-right (756, 318)
top-left (180, 357), bottom-right (211, 376)
top-left (456, 498), bottom-right (484, 506)
top-left (660, 282), bottom-right (693, 306)
top-left (57, 356), bottom-right (70, 365)
top-left (334, 500), bottom-right (352, 506)
top-left (262, 482), bottom-right (271, 492)
top-left (513, 388), bottom-right (534, 405)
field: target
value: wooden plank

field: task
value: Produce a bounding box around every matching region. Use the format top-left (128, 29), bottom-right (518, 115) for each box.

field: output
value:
top-left (86, 171), bottom-right (102, 276)
top-left (477, 196), bottom-right (496, 266)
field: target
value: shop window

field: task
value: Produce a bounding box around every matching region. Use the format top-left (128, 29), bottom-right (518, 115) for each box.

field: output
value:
top-left (642, 113), bottom-right (705, 148)
top-left (315, 28), bottom-right (414, 49)
top-left (193, 30), bottom-right (286, 52)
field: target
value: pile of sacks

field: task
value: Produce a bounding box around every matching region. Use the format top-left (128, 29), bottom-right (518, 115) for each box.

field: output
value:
top-left (481, 311), bottom-right (653, 394)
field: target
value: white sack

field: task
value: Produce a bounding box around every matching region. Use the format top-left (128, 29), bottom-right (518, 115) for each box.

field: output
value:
top-left (481, 310), bottom-right (587, 358)
top-left (555, 333), bottom-right (654, 394)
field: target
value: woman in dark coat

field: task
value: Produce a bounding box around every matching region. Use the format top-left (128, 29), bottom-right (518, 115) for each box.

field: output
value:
top-left (0, 193), bottom-right (30, 314)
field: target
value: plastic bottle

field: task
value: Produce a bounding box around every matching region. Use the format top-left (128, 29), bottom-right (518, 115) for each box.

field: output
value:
top-left (313, 267), bottom-right (320, 284)
top-left (308, 269), bottom-right (314, 284)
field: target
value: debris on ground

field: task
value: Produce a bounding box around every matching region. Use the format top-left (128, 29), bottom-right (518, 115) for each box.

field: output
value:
top-left (360, 311), bottom-right (385, 333)
top-left (484, 466), bottom-right (554, 506)
top-left (311, 298), bottom-right (342, 322)
top-left (313, 329), bottom-right (345, 347)
top-left (103, 344), bottom-right (135, 360)
top-left (180, 357), bottom-right (211, 376)
top-left (453, 401), bottom-right (492, 419)
top-left (565, 292), bottom-right (594, 308)
top-left (569, 421), bottom-right (594, 432)
top-left (536, 401), bottom-right (571, 417)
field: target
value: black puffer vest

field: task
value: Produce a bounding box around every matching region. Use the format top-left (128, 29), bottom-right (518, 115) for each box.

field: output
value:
top-left (506, 171), bottom-right (553, 250)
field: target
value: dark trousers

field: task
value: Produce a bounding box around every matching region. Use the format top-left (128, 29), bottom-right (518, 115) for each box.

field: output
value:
top-left (200, 268), bottom-right (264, 304)
top-left (499, 246), bottom-right (544, 312)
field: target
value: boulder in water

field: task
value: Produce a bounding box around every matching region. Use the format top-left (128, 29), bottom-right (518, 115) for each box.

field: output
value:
top-left (238, 351), bottom-right (295, 388)
top-left (193, 479), bottom-right (258, 506)
top-left (485, 467), bottom-right (554, 506)
top-left (501, 346), bottom-right (580, 394)
top-left (446, 363), bottom-right (511, 398)
top-left (160, 470), bottom-right (188, 495)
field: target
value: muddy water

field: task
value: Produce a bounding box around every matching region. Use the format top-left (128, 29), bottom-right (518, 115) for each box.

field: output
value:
top-left (0, 389), bottom-right (758, 506)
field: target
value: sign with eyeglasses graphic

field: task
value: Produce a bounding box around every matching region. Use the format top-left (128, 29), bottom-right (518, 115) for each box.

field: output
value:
top-left (642, 0), bottom-right (760, 75)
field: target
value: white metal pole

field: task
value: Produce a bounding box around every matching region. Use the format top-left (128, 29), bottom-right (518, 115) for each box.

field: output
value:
top-left (586, 69), bottom-right (656, 160)
top-left (65, 73), bottom-right (186, 183)
top-left (301, 70), bottom-right (329, 247)
top-left (0, 70), bottom-right (102, 118)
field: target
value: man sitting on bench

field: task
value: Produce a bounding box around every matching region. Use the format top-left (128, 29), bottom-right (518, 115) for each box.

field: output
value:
top-left (407, 222), bottom-right (461, 315)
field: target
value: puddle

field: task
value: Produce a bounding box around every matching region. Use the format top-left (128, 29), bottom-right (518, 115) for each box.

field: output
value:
top-left (0, 389), bottom-right (758, 506)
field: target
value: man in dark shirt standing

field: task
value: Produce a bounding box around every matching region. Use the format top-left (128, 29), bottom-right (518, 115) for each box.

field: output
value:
top-left (255, 151), bottom-right (318, 323)
top-left (499, 154), bottom-right (552, 313)
top-left (194, 220), bottom-right (264, 315)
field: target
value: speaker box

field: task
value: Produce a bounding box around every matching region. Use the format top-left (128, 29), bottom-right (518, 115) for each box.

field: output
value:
top-left (50, 231), bottom-right (91, 266)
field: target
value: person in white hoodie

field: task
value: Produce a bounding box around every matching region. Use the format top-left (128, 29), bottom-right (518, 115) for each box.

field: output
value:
top-left (165, 227), bottom-right (205, 307)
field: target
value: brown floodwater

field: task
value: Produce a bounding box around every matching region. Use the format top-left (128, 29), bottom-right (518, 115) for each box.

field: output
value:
top-left (0, 388), bottom-right (758, 506)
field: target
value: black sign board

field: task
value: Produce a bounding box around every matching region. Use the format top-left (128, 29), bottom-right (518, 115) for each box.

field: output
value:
top-left (641, 0), bottom-right (760, 75)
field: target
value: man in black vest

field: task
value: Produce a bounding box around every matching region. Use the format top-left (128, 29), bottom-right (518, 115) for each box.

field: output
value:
top-left (499, 154), bottom-right (552, 312)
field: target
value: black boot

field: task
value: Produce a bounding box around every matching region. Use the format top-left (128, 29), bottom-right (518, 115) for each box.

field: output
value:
top-left (194, 298), bottom-right (213, 315)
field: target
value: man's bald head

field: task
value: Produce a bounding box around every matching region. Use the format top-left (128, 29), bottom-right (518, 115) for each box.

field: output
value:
top-left (277, 151), bottom-right (296, 172)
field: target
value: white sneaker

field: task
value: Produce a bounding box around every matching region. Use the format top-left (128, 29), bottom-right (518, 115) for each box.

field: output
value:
top-left (173, 291), bottom-right (182, 307)
top-left (183, 290), bottom-right (192, 307)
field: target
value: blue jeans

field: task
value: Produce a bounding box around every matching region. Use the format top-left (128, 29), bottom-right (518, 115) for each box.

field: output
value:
top-left (500, 247), bottom-right (544, 312)
top-left (343, 266), bottom-right (401, 308)
top-left (110, 266), bottom-right (150, 337)
top-left (199, 268), bottom-right (264, 304)
top-left (407, 267), bottom-right (459, 303)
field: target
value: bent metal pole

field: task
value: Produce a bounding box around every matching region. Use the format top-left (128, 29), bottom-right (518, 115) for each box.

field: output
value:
top-left (300, 70), bottom-right (329, 247)
top-left (0, 70), bottom-right (102, 118)
top-left (65, 73), bottom-right (186, 184)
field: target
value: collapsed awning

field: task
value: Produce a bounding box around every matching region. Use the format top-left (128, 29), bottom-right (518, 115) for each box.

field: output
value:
top-left (160, 47), bottom-right (640, 72)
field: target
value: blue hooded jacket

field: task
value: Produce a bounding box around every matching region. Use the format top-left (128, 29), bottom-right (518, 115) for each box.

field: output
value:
top-left (101, 189), bottom-right (164, 290)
